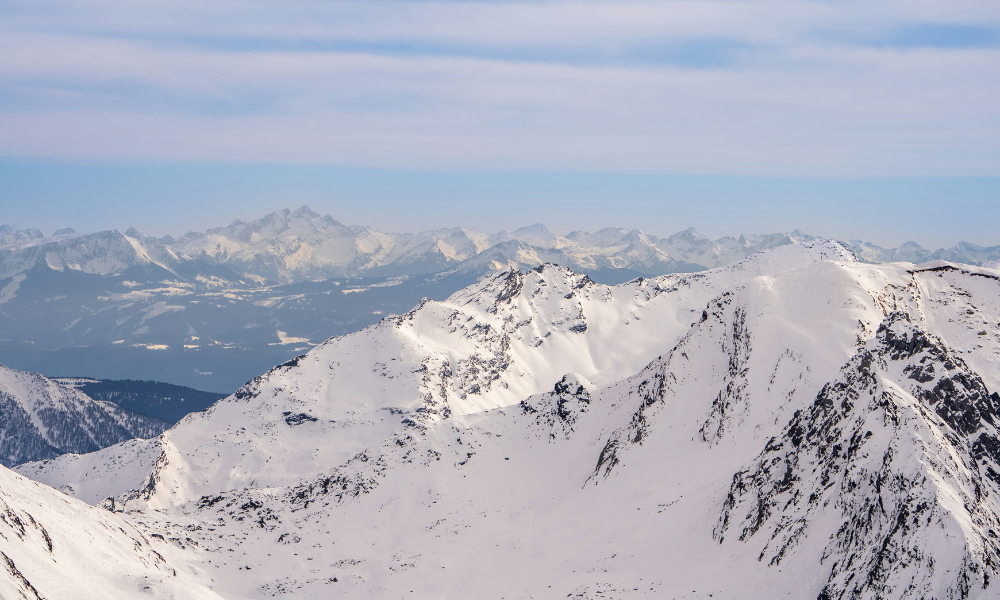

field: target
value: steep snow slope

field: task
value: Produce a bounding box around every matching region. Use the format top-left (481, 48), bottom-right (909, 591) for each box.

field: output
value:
top-left (136, 257), bottom-right (996, 600)
top-left (13, 247), bottom-right (1000, 600)
top-left (584, 261), bottom-right (1000, 598)
top-left (0, 464), bottom-right (222, 600)
top-left (19, 242), bottom-right (856, 506)
top-left (0, 364), bottom-right (168, 467)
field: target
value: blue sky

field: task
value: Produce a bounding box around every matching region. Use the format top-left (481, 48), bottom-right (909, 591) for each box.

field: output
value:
top-left (0, 0), bottom-right (997, 245)
top-left (2, 160), bottom-right (997, 248)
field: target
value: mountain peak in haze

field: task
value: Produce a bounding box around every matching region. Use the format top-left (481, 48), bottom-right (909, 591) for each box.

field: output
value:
top-left (4, 208), bottom-right (999, 287)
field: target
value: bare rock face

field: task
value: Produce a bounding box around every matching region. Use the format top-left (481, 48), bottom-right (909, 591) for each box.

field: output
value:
top-left (718, 314), bottom-right (1000, 599)
top-left (519, 374), bottom-right (593, 441)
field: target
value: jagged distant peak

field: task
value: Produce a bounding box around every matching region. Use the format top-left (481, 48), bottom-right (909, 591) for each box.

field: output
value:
top-left (666, 226), bottom-right (705, 241)
top-left (513, 223), bottom-right (550, 233)
top-left (291, 204), bottom-right (320, 218)
top-left (5, 211), bottom-right (997, 285)
top-left (0, 227), bottom-right (197, 280)
top-left (0, 224), bottom-right (45, 248)
top-left (846, 238), bottom-right (1000, 266)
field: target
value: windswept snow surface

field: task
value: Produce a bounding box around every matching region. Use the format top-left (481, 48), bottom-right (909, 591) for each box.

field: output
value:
top-left (0, 465), bottom-right (222, 600)
top-left (13, 245), bottom-right (1000, 599)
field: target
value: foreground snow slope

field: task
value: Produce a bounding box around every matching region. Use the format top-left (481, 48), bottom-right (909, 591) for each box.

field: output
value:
top-left (111, 257), bottom-right (998, 600)
top-left (0, 465), bottom-right (222, 600)
top-left (0, 364), bottom-right (168, 467)
top-left (13, 245), bottom-right (1000, 599)
top-left (20, 242), bottom-right (854, 506)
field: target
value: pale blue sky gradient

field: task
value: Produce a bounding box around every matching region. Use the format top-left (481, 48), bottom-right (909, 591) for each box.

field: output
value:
top-left (2, 160), bottom-right (997, 248)
top-left (0, 1), bottom-right (997, 245)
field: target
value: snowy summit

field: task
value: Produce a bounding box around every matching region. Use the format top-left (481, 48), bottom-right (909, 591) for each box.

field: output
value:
top-left (4, 240), bottom-right (1000, 599)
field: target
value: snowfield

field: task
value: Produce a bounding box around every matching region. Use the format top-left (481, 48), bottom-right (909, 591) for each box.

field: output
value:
top-left (0, 466), bottom-right (222, 600)
top-left (8, 241), bottom-right (1000, 599)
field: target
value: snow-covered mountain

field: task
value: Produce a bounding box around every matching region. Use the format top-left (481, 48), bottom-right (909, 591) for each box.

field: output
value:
top-left (0, 364), bottom-right (169, 467)
top-left (0, 224), bottom-right (45, 246)
top-left (19, 241), bottom-right (854, 507)
top-left (0, 228), bottom-right (188, 281)
top-left (3, 209), bottom-right (997, 287)
top-left (0, 464), bottom-right (221, 600)
top-left (5, 217), bottom-right (1000, 597)
top-left (0, 209), bottom-right (843, 391)
top-left (165, 207), bottom-right (827, 283)
top-left (166, 206), bottom-right (492, 283)
top-left (654, 227), bottom-right (825, 269)
top-left (16, 241), bottom-right (1000, 599)
top-left (847, 239), bottom-right (1000, 266)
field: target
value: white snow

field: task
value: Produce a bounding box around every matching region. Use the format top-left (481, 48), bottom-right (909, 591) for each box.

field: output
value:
top-left (0, 465), bottom-right (223, 600)
top-left (10, 241), bottom-right (1000, 599)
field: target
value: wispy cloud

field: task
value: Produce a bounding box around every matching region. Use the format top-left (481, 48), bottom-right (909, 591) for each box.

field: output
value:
top-left (0, 0), bottom-right (997, 175)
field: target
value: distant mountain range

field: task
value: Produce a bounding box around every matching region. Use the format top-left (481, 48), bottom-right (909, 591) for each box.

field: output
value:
top-left (846, 239), bottom-right (1000, 265)
top-left (0, 206), bottom-right (830, 284)
top-left (5, 206), bottom-right (997, 284)
top-left (0, 207), bottom-right (996, 391)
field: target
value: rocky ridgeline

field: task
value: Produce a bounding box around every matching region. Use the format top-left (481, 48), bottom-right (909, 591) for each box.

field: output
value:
top-left (3, 243), bottom-right (1000, 599)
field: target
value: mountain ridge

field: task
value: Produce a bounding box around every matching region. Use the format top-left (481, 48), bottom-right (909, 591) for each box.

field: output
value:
top-left (8, 242), bottom-right (1000, 598)
top-left (0, 364), bottom-right (170, 467)
top-left (5, 207), bottom-right (996, 286)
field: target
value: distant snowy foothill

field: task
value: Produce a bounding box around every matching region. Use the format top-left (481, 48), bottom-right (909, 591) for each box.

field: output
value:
top-left (5, 242), bottom-right (1000, 599)
top-left (0, 364), bottom-right (169, 467)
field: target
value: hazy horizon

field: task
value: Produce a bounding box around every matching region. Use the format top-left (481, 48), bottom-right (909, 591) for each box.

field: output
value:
top-left (3, 161), bottom-right (998, 249)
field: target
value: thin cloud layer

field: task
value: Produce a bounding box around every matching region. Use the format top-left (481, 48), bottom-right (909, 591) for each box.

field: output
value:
top-left (0, 0), bottom-right (997, 175)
